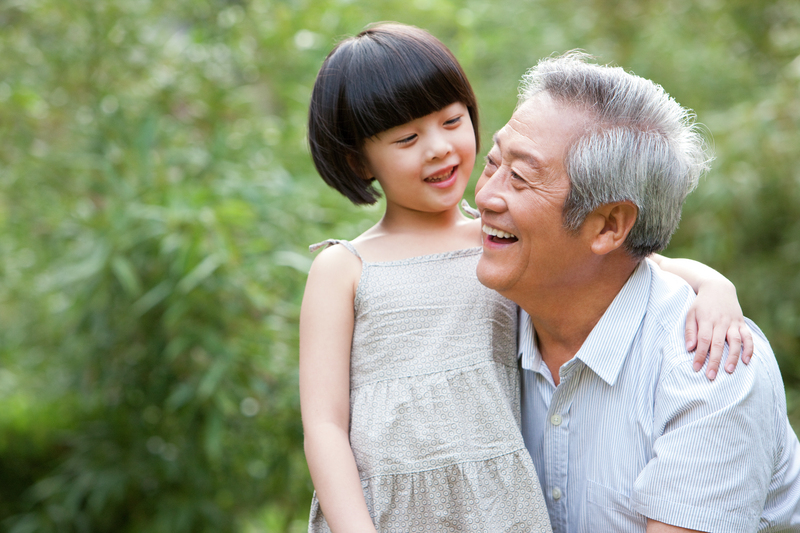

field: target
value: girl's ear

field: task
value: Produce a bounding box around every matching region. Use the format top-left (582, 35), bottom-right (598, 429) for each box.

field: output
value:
top-left (586, 202), bottom-right (638, 255)
top-left (346, 153), bottom-right (373, 181)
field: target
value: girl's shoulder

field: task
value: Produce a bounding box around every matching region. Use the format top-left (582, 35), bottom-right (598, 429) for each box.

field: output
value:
top-left (309, 238), bottom-right (362, 259)
top-left (308, 239), bottom-right (363, 285)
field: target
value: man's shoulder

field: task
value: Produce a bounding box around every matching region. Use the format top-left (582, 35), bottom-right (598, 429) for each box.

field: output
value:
top-left (644, 260), bottom-right (782, 387)
top-left (639, 260), bottom-right (697, 369)
top-left (742, 318), bottom-right (786, 400)
top-left (643, 259), bottom-right (696, 323)
top-left (631, 270), bottom-right (789, 532)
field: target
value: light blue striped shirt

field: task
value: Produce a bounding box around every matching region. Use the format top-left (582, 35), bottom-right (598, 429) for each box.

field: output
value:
top-left (519, 259), bottom-right (800, 532)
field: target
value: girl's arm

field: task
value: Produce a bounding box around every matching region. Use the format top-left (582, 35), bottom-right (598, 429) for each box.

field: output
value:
top-left (300, 246), bottom-right (377, 533)
top-left (650, 254), bottom-right (754, 381)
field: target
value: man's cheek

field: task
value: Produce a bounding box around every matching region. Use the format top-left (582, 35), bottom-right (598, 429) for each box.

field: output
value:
top-left (475, 173), bottom-right (489, 196)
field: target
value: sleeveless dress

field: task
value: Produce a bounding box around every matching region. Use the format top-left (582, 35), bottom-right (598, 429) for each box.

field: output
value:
top-left (307, 240), bottom-right (551, 532)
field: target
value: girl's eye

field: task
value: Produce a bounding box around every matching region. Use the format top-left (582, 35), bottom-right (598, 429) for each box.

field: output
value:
top-left (395, 134), bottom-right (417, 145)
top-left (444, 116), bottom-right (462, 126)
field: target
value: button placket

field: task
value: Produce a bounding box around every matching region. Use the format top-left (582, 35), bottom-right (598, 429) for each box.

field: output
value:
top-left (544, 362), bottom-right (582, 531)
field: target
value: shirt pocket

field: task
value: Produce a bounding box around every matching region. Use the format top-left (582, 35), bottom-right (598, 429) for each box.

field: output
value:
top-left (584, 480), bottom-right (647, 533)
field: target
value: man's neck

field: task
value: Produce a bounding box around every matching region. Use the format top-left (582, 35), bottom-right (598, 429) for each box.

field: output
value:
top-left (521, 258), bottom-right (639, 386)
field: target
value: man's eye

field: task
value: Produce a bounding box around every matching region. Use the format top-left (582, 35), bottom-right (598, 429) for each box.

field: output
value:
top-left (483, 155), bottom-right (498, 174)
top-left (483, 158), bottom-right (495, 174)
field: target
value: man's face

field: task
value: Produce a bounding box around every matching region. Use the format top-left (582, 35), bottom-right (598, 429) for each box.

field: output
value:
top-left (475, 94), bottom-right (591, 302)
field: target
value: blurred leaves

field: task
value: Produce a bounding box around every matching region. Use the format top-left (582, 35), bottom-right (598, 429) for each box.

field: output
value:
top-left (0, 0), bottom-right (798, 531)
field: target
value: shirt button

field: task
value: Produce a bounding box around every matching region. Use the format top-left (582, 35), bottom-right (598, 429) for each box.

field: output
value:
top-left (552, 487), bottom-right (562, 500)
top-left (550, 414), bottom-right (562, 426)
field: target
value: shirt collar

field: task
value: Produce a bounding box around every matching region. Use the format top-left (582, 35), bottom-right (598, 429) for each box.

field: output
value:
top-left (518, 309), bottom-right (542, 373)
top-left (518, 260), bottom-right (652, 386)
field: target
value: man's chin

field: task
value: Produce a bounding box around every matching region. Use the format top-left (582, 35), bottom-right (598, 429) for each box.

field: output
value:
top-left (476, 258), bottom-right (509, 293)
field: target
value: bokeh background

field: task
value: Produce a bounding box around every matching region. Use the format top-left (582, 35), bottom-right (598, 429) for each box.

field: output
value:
top-left (1, 0), bottom-right (798, 531)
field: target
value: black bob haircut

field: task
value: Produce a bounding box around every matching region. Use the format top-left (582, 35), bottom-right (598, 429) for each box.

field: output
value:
top-left (307, 23), bottom-right (480, 205)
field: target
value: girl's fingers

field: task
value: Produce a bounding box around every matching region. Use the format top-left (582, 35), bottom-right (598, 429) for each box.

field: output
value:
top-left (685, 309), bottom-right (699, 359)
top-left (724, 327), bottom-right (742, 373)
top-left (705, 326), bottom-right (728, 381)
top-left (741, 325), bottom-right (755, 364)
top-left (693, 322), bottom-right (713, 374)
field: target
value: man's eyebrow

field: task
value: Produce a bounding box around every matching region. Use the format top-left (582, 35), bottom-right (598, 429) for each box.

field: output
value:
top-left (492, 132), bottom-right (542, 169)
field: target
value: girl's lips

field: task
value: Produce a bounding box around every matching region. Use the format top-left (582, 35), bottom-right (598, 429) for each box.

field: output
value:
top-left (425, 166), bottom-right (458, 189)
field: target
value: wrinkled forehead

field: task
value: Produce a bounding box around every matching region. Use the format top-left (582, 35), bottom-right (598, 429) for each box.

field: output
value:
top-left (494, 94), bottom-right (586, 166)
top-left (491, 126), bottom-right (542, 172)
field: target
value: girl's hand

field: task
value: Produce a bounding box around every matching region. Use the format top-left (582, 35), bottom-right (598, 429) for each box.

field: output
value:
top-left (685, 279), bottom-right (754, 381)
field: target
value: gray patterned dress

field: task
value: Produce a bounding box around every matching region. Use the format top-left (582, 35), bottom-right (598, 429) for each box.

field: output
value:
top-left (307, 240), bottom-right (551, 532)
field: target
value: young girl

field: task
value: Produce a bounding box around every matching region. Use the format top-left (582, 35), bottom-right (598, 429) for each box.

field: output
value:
top-left (300, 23), bottom-right (751, 532)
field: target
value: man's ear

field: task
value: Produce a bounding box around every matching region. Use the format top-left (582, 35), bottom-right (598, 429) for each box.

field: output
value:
top-left (585, 202), bottom-right (638, 255)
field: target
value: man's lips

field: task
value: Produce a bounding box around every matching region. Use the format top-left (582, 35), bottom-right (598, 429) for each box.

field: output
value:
top-left (482, 223), bottom-right (518, 243)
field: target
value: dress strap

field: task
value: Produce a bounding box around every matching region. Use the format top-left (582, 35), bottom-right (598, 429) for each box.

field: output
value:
top-left (460, 199), bottom-right (480, 219)
top-left (308, 239), bottom-right (362, 259)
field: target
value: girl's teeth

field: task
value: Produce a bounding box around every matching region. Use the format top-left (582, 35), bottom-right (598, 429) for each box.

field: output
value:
top-left (426, 167), bottom-right (453, 182)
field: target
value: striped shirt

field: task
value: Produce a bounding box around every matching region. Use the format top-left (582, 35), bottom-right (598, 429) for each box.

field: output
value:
top-left (519, 259), bottom-right (800, 532)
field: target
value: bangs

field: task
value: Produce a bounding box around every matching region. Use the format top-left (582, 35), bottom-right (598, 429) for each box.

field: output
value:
top-left (342, 32), bottom-right (476, 141)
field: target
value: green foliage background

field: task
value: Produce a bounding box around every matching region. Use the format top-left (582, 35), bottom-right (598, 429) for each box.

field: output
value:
top-left (0, 0), bottom-right (798, 531)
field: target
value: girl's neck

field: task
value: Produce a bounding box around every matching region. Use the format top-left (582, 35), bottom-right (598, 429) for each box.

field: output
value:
top-left (353, 203), bottom-right (481, 262)
top-left (379, 203), bottom-right (466, 234)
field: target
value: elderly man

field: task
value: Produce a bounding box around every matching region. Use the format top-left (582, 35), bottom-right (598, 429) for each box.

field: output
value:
top-left (475, 52), bottom-right (800, 532)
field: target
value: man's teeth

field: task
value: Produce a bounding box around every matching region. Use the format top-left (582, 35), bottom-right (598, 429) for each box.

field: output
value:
top-left (483, 224), bottom-right (517, 239)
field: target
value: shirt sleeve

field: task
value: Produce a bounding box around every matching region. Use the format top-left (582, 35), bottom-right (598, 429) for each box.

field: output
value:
top-left (630, 341), bottom-right (777, 532)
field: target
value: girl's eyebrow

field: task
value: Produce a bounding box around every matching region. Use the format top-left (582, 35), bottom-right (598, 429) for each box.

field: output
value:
top-left (492, 132), bottom-right (542, 169)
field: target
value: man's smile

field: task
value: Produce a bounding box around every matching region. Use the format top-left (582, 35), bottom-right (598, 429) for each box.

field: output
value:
top-left (482, 223), bottom-right (518, 243)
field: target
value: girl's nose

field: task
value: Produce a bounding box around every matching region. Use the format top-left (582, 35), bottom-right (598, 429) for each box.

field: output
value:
top-left (426, 133), bottom-right (452, 160)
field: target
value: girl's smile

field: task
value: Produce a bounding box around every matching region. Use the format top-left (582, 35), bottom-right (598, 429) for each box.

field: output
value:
top-left (424, 165), bottom-right (459, 187)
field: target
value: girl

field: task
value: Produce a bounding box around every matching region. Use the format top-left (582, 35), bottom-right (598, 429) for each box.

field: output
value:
top-left (300, 23), bottom-right (751, 532)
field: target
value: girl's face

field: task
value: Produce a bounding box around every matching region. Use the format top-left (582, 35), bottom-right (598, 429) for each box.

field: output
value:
top-left (361, 102), bottom-right (476, 217)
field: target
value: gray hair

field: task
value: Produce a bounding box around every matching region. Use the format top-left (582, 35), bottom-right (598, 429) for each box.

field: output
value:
top-left (518, 51), bottom-right (712, 260)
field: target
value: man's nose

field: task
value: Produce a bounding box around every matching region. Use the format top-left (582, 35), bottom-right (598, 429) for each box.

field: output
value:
top-left (475, 171), bottom-right (505, 213)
